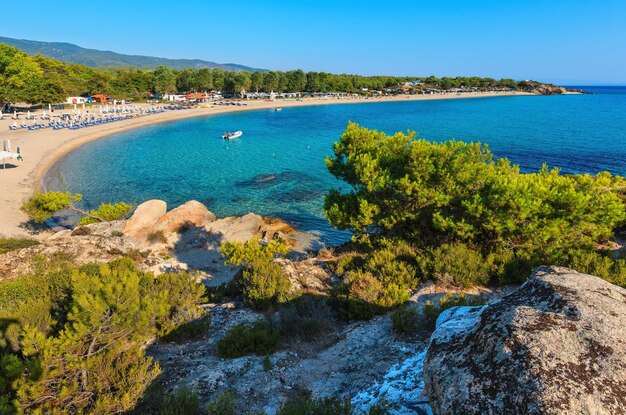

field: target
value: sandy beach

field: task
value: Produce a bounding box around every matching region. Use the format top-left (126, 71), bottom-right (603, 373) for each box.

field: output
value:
top-left (0, 91), bottom-right (531, 237)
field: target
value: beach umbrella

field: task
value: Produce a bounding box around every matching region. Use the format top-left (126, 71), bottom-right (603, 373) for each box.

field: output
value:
top-left (48, 103), bottom-right (52, 112)
top-left (0, 149), bottom-right (20, 170)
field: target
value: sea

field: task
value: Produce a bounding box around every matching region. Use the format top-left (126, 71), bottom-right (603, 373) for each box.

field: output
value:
top-left (46, 86), bottom-right (626, 245)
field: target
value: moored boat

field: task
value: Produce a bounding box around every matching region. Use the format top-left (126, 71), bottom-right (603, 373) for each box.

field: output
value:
top-left (222, 131), bottom-right (243, 140)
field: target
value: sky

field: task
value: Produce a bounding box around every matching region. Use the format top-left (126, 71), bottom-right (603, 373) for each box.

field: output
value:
top-left (1, 0), bottom-right (625, 84)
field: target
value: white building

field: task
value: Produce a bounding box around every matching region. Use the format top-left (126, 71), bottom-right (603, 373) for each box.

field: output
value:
top-left (66, 96), bottom-right (87, 104)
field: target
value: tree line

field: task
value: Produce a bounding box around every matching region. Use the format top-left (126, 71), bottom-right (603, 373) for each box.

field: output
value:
top-left (1, 43), bottom-right (537, 107)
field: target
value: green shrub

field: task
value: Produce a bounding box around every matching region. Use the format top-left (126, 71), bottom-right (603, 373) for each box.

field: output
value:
top-left (391, 304), bottom-right (419, 335)
top-left (277, 395), bottom-right (352, 415)
top-left (0, 238), bottom-right (39, 254)
top-left (277, 395), bottom-right (393, 415)
top-left (110, 230), bottom-right (124, 237)
top-left (221, 238), bottom-right (292, 310)
top-left (323, 123), bottom-right (626, 285)
top-left (161, 317), bottom-right (211, 344)
top-left (217, 322), bottom-right (281, 358)
top-left (428, 243), bottom-right (490, 287)
top-left (160, 387), bottom-right (201, 415)
top-left (147, 230), bottom-right (168, 244)
top-left (561, 249), bottom-right (626, 288)
top-left (423, 293), bottom-right (486, 327)
top-left (0, 258), bottom-right (206, 414)
top-left (240, 258), bottom-right (292, 309)
top-left (331, 270), bottom-right (385, 320)
top-left (78, 201), bottom-right (132, 225)
top-left (206, 391), bottom-right (238, 415)
top-left (276, 295), bottom-right (334, 341)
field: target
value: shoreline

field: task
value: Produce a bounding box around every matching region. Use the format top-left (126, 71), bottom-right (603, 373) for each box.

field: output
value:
top-left (0, 91), bottom-right (534, 238)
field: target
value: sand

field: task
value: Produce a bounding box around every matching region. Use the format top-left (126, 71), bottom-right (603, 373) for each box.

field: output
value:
top-left (0, 91), bottom-right (532, 238)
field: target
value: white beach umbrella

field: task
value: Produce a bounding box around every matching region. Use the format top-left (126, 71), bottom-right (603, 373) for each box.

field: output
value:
top-left (0, 149), bottom-right (20, 170)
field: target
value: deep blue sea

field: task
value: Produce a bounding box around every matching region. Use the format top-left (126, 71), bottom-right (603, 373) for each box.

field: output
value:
top-left (47, 86), bottom-right (626, 245)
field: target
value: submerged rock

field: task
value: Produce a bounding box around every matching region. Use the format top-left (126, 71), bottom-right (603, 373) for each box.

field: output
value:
top-left (423, 266), bottom-right (626, 415)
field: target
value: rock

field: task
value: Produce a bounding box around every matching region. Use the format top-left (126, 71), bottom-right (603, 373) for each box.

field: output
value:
top-left (153, 200), bottom-right (216, 234)
top-left (204, 213), bottom-right (265, 243)
top-left (123, 199), bottom-right (167, 238)
top-left (423, 266), bottom-right (626, 415)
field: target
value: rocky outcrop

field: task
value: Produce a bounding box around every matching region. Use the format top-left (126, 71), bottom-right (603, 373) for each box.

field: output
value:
top-left (423, 266), bottom-right (626, 415)
top-left (123, 199), bottom-right (167, 239)
top-left (153, 200), bottom-right (216, 234)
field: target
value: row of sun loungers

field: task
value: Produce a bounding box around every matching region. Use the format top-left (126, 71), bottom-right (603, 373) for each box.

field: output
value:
top-left (7, 106), bottom-right (189, 131)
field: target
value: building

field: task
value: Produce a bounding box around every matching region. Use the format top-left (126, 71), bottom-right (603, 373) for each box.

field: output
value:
top-left (66, 96), bottom-right (87, 104)
top-left (91, 94), bottom-right (109, 104)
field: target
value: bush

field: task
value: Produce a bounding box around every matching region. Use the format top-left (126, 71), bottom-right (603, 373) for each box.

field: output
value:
top-left (428, 243), bottom-right (490, 287)
top-left (423, 293), bottom-right (486, 327)
top-left (323, 123), bottom-right (626, 285)
top-left (391, 304), bottom-right (419, 335)
top-left (221, 238), bottom-right (292, 310)
top-left (147, 230), bottom-right (168, 244)
top-left (160, 387), bottom-right (201, 415)
top-left (331, 270), bottom-right (385, 320)
top-left (217, 322), bottom-right (281, 358)
top-left (0, 258), bottom-right (207, 414)
top-left (206, 391), bottom-right (238, 415)
top-left (277, 394), bottom-right (393, 415)
top-left (277, 395), bottom-right (352, 415)
top-left (561, 249), bottom-right (626, 287)
top-left (161, 317), bottom-right (211, 344)
top-left (77, 201), bottom-right (132, 225)
top-left (276, 295), bottom-right (334, 341)
top-left (0, 238), bottom-right (39, 254)
top-left (241, 258), bottom-right (292, 309)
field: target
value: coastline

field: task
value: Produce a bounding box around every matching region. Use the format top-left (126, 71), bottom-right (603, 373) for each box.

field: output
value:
top-left (0, 91), bottom-right (533, 238)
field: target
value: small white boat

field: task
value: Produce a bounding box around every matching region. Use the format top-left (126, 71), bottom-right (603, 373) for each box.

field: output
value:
top-left (222, 131), bottom-right (243, 140)
top-left (274, 108), bottom-right (282, 112)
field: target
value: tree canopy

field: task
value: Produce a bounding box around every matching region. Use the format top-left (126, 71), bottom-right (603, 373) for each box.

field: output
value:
top-left (324, 123), bottom-right (626, 288)
top-left (0, 42), bottom-right (544, 107)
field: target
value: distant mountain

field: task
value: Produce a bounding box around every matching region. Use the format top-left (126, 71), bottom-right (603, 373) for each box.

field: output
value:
top-left (0, 36), bottom-right (263, 71)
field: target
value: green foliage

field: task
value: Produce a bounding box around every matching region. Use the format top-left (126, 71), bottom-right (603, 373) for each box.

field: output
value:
top-left (222, 237), bottom-right (290, 266)
top-left (160, 387), bottom-right (201, 415)
top-left (77, 202), bottom-right (132, 225)
top-left (330, 240), bottom-right (419, 320)
top-left (277, 394), bottom-right (393, 415)
top-left (0, 258), bottom-right (206, 414)
top-left (391, 304), bottom-right (420, 335)
top-left (278, 395), bottom-right (353, 415)
top-left (21, 191), bottom-right (82, 223)
top-left (0, 238), bottom-right (38, 255)
top-left (161, 317), bottom-right (211, 344)
top-left (21, 192), bottom-right (131, 226)
top-left (276, 295), bottom-right (334, 341)
top-left (423, 293), bottom-right (486, 327)
top-left (221, 238), bottom-right (292, 310)
top-left (324, 123), bottom-right (626, 286)
top-left (216, 322), bottom-right (281, 358)
top-left (206, 391), bottom-right (238, 415)
top-left (560, 249), bottom-right (626, 288)
top-left (427, 243), bottom-right (490, 287)
top-left (147, 230), bottom-right (168, 244)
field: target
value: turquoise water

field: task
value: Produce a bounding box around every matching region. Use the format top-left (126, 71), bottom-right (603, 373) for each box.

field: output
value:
top-left (48, 87), bottom-right (626, 245)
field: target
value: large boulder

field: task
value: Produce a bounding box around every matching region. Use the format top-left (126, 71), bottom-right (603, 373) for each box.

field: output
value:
top-left (424, 266), bottom-right (626, 415)
top-left (123, 199), bottom-right (167, 238)
top-left (153, 200), bottom-right (216, 234)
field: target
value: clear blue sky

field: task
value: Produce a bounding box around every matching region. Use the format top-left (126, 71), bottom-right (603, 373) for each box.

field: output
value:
top-left (2, 0), bottom-right (625, 84)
